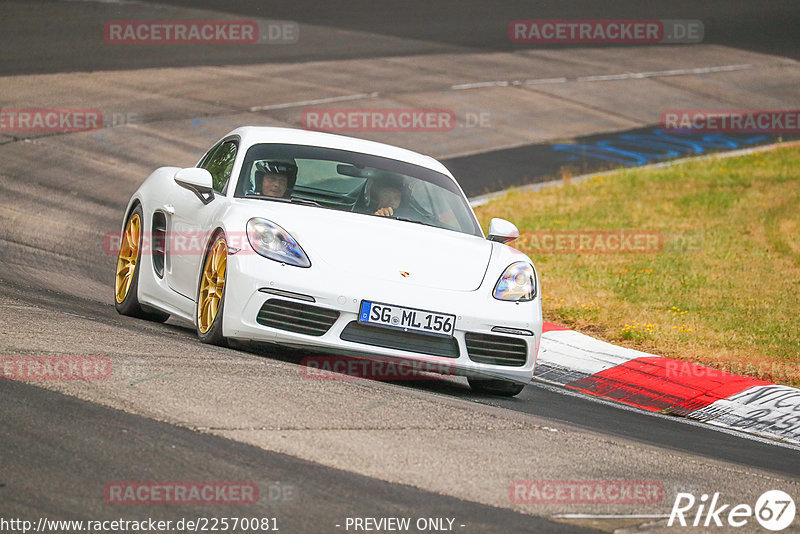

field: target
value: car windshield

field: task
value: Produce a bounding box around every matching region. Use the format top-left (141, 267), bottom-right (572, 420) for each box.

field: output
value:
top-left (234, 143), bottom-right (482, 237)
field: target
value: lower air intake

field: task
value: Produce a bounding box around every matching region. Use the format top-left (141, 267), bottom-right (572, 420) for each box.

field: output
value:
top-left (256, 299), bottom-right (339, 336)
top-left (465, 332), bottom-right (527, 367)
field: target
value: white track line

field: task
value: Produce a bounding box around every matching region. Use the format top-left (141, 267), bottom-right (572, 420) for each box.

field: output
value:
top-left (524, 77), bottom-right (568, 85)
top-left (552, 514), bottom-right (670, 519)
top-left (249, 92), bottom-right (379, 112)
top-left (451, 81), bottom-right (511, 90)
top-left (451, 63), bottom-right (753, 90)
top-left (576, 63), bottom-right (752, 82)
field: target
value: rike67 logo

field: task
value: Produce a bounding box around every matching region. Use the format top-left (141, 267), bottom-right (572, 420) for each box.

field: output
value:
top-left (669, 490), bottom-right (796, 531)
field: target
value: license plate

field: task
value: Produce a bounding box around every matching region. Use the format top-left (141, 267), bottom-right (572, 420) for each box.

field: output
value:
top-left (358, 301), bottom-right (455, 337)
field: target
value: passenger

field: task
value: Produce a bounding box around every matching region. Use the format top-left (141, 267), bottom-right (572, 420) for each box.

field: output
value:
top-left (371, 176), bottom-right (406, 217)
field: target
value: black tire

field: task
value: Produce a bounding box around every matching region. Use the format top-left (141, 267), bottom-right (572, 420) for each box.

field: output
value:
top-left (196, 233), bottom-right (228, 347)
top-left (468, 377), bottom-right (526, 397)
top-left (114, 204), bottom-right (170, 323)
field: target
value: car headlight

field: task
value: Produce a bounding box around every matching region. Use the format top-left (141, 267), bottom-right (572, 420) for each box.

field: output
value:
top-left (493, 262), bottom-right (536, 301)
top-left (246, 218), bottom-right (310, 268)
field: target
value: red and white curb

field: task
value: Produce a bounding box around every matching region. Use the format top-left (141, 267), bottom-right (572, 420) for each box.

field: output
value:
top-left (535, 323), bottom-right (800, 445)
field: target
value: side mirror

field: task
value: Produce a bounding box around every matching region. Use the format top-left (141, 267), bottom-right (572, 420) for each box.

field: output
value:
top-left (174, 168), bottom-right (214, 204)
top-left (487, 218), bottom-right (519, 244)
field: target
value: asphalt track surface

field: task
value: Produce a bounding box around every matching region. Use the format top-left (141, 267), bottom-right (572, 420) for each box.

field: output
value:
top-left (3, 0), bottom-right (798, 75)
top-left (1, 379), bottom-right (587, 533)
top-left (147, 0), bottom-right (800, 58)
top-left (2, 1), bottom-right (800, 533)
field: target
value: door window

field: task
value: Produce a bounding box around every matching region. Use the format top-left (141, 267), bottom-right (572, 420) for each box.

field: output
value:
top-left (200, 140), bottom-right (238, 194)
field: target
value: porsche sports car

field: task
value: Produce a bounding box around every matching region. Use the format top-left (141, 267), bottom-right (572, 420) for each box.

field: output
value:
top-left (114, 127), bottom-right (542, 396)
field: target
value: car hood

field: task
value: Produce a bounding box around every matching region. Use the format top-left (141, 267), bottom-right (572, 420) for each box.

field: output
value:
top-left (247, 202), bottom-right (492, 291)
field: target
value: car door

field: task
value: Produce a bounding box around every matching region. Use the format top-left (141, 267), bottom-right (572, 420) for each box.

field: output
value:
top-left (167, 138), bottom-right (238, 300)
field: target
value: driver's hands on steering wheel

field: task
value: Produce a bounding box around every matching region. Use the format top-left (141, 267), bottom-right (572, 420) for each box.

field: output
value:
top-left (374, 207), bottom-right (394, 217)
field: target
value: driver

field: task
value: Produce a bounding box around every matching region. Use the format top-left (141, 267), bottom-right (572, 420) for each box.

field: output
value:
top-left (257, 170), bottom-right (288, 197)
top-left (248, 161), bottom-right (297, 198)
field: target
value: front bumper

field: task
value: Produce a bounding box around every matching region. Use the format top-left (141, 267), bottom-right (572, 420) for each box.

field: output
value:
top-left (222, 253), bottom-right (542, 384)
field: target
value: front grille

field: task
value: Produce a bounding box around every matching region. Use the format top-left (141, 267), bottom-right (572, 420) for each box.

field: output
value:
top-left (465, 333), bottom-right (527, 367)
top-left (340, 321), bottom-right (459, 358)
top-left (256, 299), bottom-right (339, 336)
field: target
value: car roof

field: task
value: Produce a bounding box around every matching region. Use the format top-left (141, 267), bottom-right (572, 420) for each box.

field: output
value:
top-left (226, 127), bottom-right (455, 178)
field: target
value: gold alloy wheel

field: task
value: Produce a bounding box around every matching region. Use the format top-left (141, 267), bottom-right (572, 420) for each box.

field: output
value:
top-left (198, 237), bottom-right (227, 334)
top-left (115, 213), bottom-right (140, 304)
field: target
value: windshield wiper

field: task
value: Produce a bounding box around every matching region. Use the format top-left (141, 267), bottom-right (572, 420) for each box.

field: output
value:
top-left (244, 194), bottom-right (322, 207)
top-left (289, 198), bottom-right (322, 207)
top-left (391, 216), bottom-right (438, 228)
top-left (245, 193), bottom-right (289, 202)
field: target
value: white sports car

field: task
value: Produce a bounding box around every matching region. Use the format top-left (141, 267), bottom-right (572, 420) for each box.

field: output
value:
top-left (114, 127), bottom-right (542, 395)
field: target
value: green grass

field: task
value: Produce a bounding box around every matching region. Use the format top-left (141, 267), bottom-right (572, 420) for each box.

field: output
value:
top-left (475, 146), bottom-right (800, 387)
